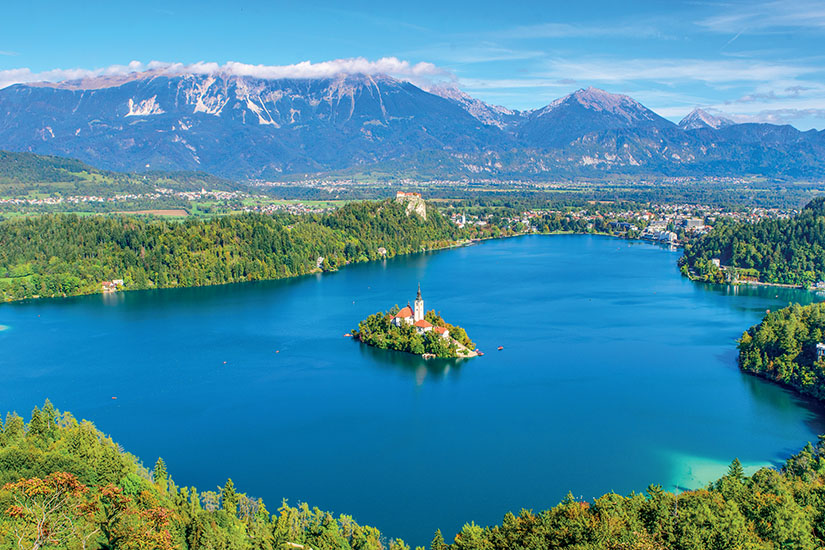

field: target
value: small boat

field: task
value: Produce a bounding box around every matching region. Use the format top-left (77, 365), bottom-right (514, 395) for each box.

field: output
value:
top-left (497, 346), bottom-right (504, 350)
top-left (343, 333), bottom-right (352, 337)
top-left (111, 396), bottom-right (117, 400)
top-left (477, 351), bottom-right (484, 356)
top-left (275, 350), bottom-right (280, 354)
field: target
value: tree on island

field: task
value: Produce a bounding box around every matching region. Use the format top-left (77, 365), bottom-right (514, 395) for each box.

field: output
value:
top-left (353, 308), bottom-right (475, 358)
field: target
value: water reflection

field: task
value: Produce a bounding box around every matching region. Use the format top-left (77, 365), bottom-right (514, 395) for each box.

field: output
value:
top-left (357, 341), bottom-right (464, 384)
top-left (740, 373), bottom-right (825, 435)
top-left (696, 280), bottom-right (819, 305)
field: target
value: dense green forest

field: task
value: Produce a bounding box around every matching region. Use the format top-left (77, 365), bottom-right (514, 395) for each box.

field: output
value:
top-left (6, 403), bottom-right (825, 548)
top-left (354, 308), bottom-right (476, 358)
top-left (681, 198), bottom-right (825, 286)
top-left (738, 301), bottom-right (825, 400)
top-left (0, 200), bottom-right (460, 302)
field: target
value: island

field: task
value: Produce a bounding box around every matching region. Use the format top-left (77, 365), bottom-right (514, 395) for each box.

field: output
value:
top-left (352, 284), bottom-right (477, 358)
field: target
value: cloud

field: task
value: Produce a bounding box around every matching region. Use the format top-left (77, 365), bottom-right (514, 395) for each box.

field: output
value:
top-left (724, 82), bottom-right (825, 105)
top-left (0, 50), bottom-right (18, 56)
top-left (401, 43), bottom-right (546, 65)
top-left (492, 20), bottom-right (673, 40)
top-left (698, 1), bottom-right (825, 33)
top-left (733, 108), bottom-right (825, 125)
top-left (0, 57), bottom-right (453, 90)
top-left (540, 57), bottom-right (821, 85)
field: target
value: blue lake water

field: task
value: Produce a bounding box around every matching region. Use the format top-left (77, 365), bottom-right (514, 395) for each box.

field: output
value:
top-left (1, 234), bottom-right (824, 545)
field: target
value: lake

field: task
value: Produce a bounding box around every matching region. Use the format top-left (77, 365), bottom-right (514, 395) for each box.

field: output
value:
top-left (1, 234), bottom-right (823, 545)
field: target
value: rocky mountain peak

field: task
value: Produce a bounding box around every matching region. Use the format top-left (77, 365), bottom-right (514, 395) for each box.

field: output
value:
top-left (679, 108), bottom-right (735, 130)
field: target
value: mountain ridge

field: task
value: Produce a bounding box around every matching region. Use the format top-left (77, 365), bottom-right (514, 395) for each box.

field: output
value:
top-left (0, 72), bottom-right (822, 179)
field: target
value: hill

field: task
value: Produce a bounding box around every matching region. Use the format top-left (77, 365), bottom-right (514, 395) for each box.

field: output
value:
top-left (0, 150), bottom-right (235, 198)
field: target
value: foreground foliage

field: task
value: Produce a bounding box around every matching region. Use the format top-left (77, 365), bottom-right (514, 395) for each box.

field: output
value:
top-left (738, 301), bottom-right (825, 400)
top-left (0, 200), bottom-right (459, 301)
top-left (0, 402), bottom-right (397, 550)
top-left (682, 197), bottom-right (825, 285)
top-left (5, 403), bottom-right (825, 549)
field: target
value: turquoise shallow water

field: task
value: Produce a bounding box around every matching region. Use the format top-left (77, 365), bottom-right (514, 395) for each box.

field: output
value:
top-left (1, 234), bottom-right (823, 544)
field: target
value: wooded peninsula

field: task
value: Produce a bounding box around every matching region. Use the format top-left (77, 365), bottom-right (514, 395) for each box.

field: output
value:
top-left (738, 301), bottom-right (825, 400)
top-left (682, 197), bottom-right (825, 286)
top-left (0, 199), bottom-right (460, 302)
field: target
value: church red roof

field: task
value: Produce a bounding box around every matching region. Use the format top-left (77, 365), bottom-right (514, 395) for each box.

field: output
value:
top-left (414, 319), bottom-right (433, 328)
top-left (394, 307), bottom-right (414, 318)
top-left (434, 326), bottom-right (448, 334)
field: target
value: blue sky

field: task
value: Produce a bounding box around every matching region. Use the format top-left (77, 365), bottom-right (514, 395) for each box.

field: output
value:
top-left (2, 0), bottom-right (825, 129)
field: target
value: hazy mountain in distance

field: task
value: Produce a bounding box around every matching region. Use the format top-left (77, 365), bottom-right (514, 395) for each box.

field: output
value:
top-left (0, 73), bottom-right (822, 179)
top-left (679, 108), bottom-right (735, 130)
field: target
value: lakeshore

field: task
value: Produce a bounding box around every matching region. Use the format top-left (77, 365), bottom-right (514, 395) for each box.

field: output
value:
top-left (2, 234), bottom-right (822, 544)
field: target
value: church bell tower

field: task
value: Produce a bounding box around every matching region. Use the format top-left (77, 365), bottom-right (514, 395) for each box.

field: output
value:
top-left (414, 283), bottom-right (424, 322)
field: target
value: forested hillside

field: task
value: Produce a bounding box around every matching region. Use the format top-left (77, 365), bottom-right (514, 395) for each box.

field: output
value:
top-left (0, 200), bottom-right (460, 301)
top-left (0, 150), bottom-right (233, 198)
top-left (0, 402), bottom-right (396, 549)
top-left (5, 403), bottom-right (825, 549)
top-left (681, 197), bottom-right (825, 285)
top-left (738, 302), bottom-right (825, 400)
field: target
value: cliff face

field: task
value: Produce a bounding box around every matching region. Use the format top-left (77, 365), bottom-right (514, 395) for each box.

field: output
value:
top-left (395, 194), bottom-right (427, 220)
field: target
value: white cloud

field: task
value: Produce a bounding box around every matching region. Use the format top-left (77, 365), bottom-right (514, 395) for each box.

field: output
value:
top-left (0, 57), bottom-right (452, 90)
top-left (495, 21), bottom-right (673, 40)
top-left (541, 57), bottom-right (821, 85)
top-left (743, 108), bottom-right (825, 125)
top-left (401, 43), bottom-right (546, 65)
top-left (699, 1), bottom-right (825, 33)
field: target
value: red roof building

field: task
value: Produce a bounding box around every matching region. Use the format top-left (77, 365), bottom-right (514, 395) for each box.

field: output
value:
top-left (394, 306), bottom-right (413, 319)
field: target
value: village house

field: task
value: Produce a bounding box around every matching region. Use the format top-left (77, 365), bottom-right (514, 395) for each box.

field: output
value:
top-left (102, 279), bottom-right (124, 292)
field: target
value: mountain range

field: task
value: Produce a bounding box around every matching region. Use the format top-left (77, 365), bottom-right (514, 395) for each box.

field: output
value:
top-left (0, 71), bottom-right (823, 180)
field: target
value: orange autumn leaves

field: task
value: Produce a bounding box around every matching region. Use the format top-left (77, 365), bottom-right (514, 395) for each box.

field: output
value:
top-left (2, 472), bottom-right (175, 550)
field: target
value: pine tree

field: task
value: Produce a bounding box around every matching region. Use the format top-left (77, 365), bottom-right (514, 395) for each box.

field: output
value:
top-left (431, 529), bottom-right (448, 550)
top-left (2, 412), bottom-right (24, 445)
top-left (221, 478), bottom-right (238, 516)
top-left (255, 498), bottom-right (269, 523)
top-left (153, 457), bottom-right (169, 492)
top-left (728, 458), bottom-right (744, 481)
top-left (190, 487), bottom-right (202, 512)
top-left (27, 406), bottom-right (45, 440)
top-left (41, 399), bottom-right (58, 440)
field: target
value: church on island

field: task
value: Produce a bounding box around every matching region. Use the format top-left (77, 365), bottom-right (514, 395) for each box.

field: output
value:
top-left (391, 284), bottom-right (450, 339)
